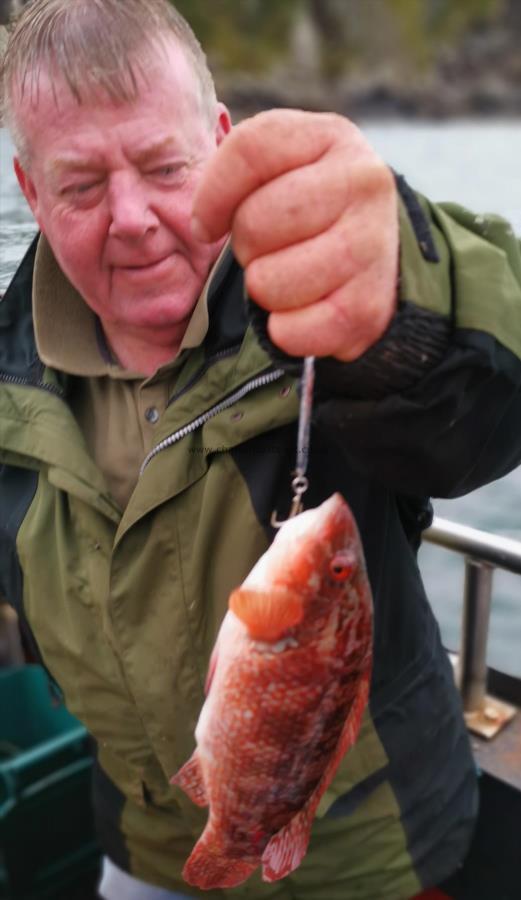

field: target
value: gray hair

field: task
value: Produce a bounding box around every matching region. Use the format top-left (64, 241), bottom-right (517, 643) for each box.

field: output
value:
top-left (1, 0), bottom-right (218, 165)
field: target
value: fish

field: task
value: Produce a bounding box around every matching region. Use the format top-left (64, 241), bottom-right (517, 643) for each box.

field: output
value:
top-left (170, 492), bottom-right (373, 890)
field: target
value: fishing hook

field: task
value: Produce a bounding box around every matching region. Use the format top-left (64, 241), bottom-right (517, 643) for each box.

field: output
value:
top-left (271, 356), bottom-right (315, 528)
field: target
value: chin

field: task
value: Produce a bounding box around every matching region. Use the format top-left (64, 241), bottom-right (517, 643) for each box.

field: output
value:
top-left (122, 293), bottom-right (198, 329)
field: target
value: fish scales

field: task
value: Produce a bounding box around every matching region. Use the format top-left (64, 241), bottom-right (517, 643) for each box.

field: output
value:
top-left (171, 492), bottom-right (373, 889)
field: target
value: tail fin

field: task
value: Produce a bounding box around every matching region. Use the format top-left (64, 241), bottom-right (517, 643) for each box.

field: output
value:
top-left (261, 805), bottom-right (313, 882)
top-left (183, 835), bottom-right (258, 890)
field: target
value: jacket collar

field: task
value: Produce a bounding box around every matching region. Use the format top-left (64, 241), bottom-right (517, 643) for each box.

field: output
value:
top-left (0, 234), bottom-right (41, 383)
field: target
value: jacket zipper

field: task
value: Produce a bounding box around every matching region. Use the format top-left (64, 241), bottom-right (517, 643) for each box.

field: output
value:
top-left (2, 363), bottom-right (287, 474)
top-left (140, 367), bottom-right (286, 475)
top-left (0, 372), bottom-right (65, 399)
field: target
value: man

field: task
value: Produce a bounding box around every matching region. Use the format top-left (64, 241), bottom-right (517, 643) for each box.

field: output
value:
top-left (1, 1), bottom-right (521, 899)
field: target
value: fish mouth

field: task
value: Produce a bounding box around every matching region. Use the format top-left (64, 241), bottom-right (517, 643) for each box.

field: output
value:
top-left (309, 493), bottom-right (355, 536)
top-left (276, 493), bottom-right (355, 545)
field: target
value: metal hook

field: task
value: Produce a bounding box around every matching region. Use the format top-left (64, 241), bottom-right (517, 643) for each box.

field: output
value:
top-left (270, 475), bottom-right (309, 529)
top-left (270, 357), bottom-right (315, 528)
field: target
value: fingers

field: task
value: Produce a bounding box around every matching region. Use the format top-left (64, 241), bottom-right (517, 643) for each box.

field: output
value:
top-left (230, 157), bottom-right (345, 265)
top-left (244, 167), bottom-right (395, 311)
top-left (267, 270), bottom-right (397, 362)
top-left (194, 108), bottom-right (400, 361)
top-left (244, 214), bottom-right (357, 311)
top-left (192, 110), bottom-right (364, 242)
top-left (255, 176), bottom-right (399, 360)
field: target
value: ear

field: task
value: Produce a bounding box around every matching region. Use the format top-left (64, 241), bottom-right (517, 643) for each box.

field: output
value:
top-left (214, 102), bottom-right (232, 147)
top-left (14, 157), bottom-right (41, 224)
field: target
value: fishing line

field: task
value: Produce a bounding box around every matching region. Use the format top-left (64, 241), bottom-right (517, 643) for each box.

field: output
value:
top-left (271, 356), bottom-right (315, 526)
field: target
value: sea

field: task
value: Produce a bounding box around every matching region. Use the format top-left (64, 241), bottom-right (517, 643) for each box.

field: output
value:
top-left (1, 120), bottom-right (521, 676)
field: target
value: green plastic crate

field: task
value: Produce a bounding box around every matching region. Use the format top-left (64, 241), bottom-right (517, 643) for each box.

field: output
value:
top-left (0, 666), bottom-right (100, 899)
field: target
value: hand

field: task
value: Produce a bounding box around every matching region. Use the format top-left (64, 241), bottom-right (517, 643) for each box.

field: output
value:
top-left (192, 110), bottom-right (399, 361)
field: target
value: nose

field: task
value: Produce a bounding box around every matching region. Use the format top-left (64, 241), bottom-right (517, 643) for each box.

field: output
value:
top-left (108, 172), bottom-right (159, 240)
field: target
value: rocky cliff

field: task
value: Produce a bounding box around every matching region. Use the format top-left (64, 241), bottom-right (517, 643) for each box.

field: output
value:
top-left (1, 0), bottom-right (520, 120)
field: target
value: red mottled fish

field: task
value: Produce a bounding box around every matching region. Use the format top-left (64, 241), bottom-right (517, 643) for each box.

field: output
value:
top-left (171, 492), bottom-right (373, 889)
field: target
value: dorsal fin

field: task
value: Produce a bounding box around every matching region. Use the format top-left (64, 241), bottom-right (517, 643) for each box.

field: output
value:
top-left (229, 586), bottom-right (303, 641)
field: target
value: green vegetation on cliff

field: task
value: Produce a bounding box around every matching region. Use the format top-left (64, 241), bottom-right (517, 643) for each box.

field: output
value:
top-left (174, 0), bottom-right (300, 71)
top-left (173, 0), bottom-right (509, 76)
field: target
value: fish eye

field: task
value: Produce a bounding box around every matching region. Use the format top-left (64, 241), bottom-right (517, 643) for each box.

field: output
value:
top-left (329, 553), bottom-right (356, 582)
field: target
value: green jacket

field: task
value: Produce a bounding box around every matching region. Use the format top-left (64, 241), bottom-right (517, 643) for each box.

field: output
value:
top-left (2, 181), bottom-right (521, 899)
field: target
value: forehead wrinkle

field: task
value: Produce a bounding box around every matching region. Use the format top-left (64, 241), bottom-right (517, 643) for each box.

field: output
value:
top-left (14, 36), bottom-right (211, 178)
top-left (45, 136), bottom-right (183, 178)
top-left (132, 137), bottom-right (179, 166)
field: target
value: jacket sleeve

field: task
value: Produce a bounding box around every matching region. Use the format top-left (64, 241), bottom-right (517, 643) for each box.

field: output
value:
top-left (247, 176), bottom-right (521, 499)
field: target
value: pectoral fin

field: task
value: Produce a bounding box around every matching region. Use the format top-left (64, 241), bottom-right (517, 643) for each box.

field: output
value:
top-left (229, 586), bottom-right (303, 641)
top-left (170, 749), bottom-right (208, 807)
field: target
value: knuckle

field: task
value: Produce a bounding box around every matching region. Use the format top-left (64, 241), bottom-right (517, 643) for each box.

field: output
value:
top-left (368, 160), bottom-right (395, 196)
top-left (232, 200), bottom-right (261, 263)
top-left (227, 117), bottom-right (267, 178)
top-left (323, 111), bottom-right (356, 135)
top-left (244, 261), bottom-right (271, 308)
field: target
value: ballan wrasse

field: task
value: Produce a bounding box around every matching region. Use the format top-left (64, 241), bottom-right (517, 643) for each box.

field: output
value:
top-left (171, 492), bottom-right (373, 889)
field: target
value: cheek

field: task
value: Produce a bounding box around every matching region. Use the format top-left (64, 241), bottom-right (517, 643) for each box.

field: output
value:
top-left (191, 239), bottom-right (224, 276)
top-left (44, 223), bottom-right (111, 307)
top-left (159, 181), bottom-right (212, 256)
top-left (45, 206), bottom-right (108, 274)
top-left (161, 195), bottom-right (193, 238)
top-left (164, 207), bottom-right (220, 274)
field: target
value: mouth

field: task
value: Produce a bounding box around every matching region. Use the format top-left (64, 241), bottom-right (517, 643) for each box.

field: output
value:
top-left (116, 254), bottom-right (174, 275)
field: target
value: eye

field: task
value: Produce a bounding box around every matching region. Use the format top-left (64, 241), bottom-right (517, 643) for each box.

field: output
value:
top-left (75, 182), bottom-right (100, 194)
top-left (155, 165), bottom-right (176, 176)
top-left (328, 553), bottom-right (356, 582)
top-left (150, 163), bottom-right (185, 181)
top-left (60, 180), bottom-right (103, 199)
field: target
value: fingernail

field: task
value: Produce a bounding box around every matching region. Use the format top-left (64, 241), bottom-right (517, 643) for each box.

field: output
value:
top-left (191, 216), bottom-right (211, 243)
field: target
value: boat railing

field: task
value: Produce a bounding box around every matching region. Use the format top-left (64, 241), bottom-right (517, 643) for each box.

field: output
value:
top-left (423, 516), bottom-right (520, 738)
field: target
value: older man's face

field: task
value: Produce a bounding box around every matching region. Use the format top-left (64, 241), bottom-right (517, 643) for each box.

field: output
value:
top-left (14, 40), bottom-right (231, 337)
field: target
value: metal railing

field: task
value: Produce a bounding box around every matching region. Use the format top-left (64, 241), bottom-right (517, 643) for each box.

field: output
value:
top-left (423, 516), bottom-right (521, 736)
